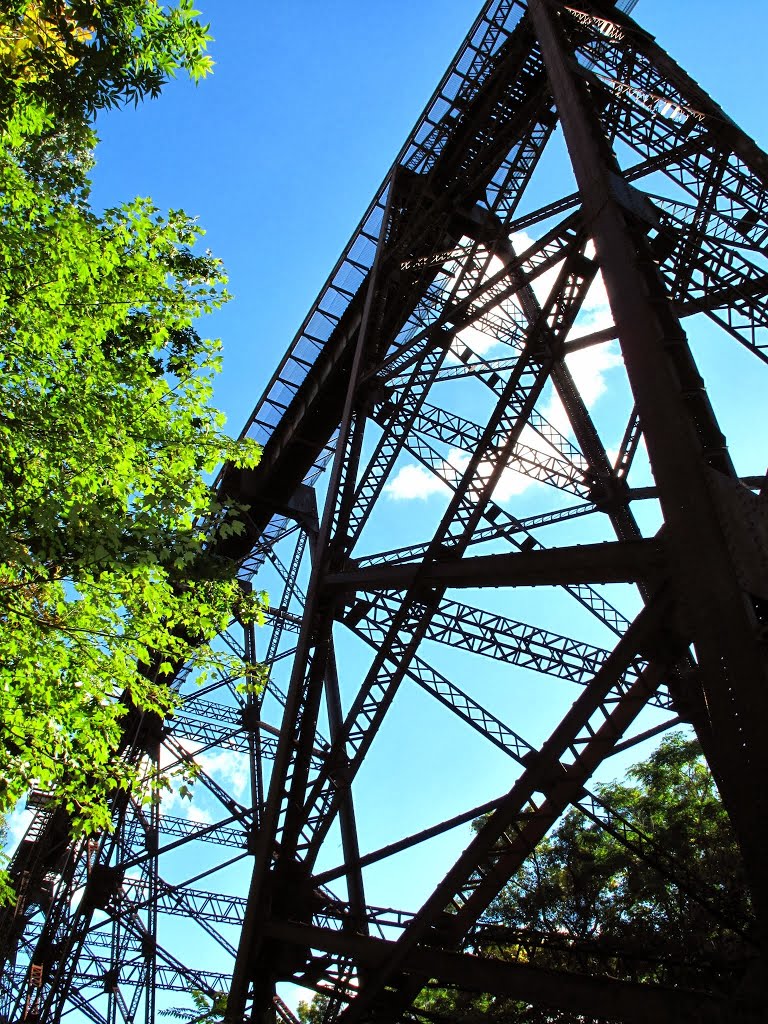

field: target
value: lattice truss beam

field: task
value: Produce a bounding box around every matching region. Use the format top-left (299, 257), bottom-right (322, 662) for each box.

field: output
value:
top-left (3, 0), bottom-right (768, 1022)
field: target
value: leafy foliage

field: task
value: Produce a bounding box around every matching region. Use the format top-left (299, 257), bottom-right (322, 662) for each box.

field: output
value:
top-left (160, 987), bottom-right (228, 1023)
top-left (0, 1), bottom-right (213, 144)
top-left (419, 734), bottom-right (754, 1022)
top-left (298, 736), bottom-right (754, 1024)
top-left (474, 734), bottom-right (752, 988)
top-left (297, 994), bottom-right (329, 1024)
top-left (0, 1), bottom-right (264, 844)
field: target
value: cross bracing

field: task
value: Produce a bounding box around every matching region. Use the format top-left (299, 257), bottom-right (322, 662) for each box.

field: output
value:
top-left (2, 0), bottom-right (768, 1021)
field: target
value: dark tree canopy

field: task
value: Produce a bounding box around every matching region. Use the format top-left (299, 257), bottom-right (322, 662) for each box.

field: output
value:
top-left (299, 735), bottom-right (754, 1024)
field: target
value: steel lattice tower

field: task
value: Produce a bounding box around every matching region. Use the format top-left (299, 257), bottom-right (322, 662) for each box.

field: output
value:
top-left (3, 0), bottom-right (768, 1021)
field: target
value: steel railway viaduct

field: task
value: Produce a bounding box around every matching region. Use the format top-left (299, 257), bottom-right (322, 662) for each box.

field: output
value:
top-left (3, 0), bottom-right (768, 1021)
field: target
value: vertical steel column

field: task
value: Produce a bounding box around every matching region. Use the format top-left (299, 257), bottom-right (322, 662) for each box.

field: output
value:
top-left (529, 0), bottom-right (768, 962)
top-left (244, 613), bottom-right (263, 836)
top-left (226, 176), bottom-right (398, 1024)
top-left (302, 496), bottom-right (368, 935)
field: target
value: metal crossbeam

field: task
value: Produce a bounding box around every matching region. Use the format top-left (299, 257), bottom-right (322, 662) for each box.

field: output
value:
top-left (5, 2), bottom-right (768, 1022)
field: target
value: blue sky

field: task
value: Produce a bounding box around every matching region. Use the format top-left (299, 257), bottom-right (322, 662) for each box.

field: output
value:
top-left (86, 0), bottom-right (768, 436)
top-left (9, 0), bottom-right (768, 1015)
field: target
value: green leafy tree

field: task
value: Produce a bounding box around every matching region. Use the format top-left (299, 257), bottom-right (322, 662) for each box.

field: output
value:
top-left (0, 1), bottom-right (265, 843)
top-left (299, 736), bottom-right (754, 1024)
top-left (476, 734), bottom-right (751, 982)
top-left (161, 988), bottom-right (228, 1023)
top-left (0, 1), bottom-right (213, 146)
top-left (417, 734), bottom-right (754, 1022)
top-left (297, 994), bottom-right (329, 1024)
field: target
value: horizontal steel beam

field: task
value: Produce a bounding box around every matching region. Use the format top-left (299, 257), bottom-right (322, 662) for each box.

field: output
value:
top-left (325, 539), bottom-right (666, 592)
top-left (267, 921), bottom-right (756, 1024)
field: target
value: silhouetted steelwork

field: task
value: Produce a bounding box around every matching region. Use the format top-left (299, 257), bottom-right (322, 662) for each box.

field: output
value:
top-left (3, 0), bottom-right (768, 1021)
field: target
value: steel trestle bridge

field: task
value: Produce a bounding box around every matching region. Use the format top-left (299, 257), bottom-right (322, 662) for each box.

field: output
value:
top-left (3, 0), bottom-right (768, 1021)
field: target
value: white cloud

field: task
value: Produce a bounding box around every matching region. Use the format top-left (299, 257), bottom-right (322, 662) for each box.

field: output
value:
top-left (447, 230), bottom-right (611, 363)
top-left (510, 234), bottom-right (615, 339)
top-left (384, 337), bottom-right (624, 507)
top-left (198, 747), bottom-right (249, 801)
top-left (451, 322), bottom-right (500, 359)
top-left (184, 804), bottom-right (214, 826)
top-left (280, 984), bottom-right (325, 1017)
top-left (446, 447), bottom-right (542, 503)
top-left (511, 230), bottom-right (563, 310)
top-left (566, 342), bottom-right (623, 408)
top-left (538, 388), bottom-right (569, 439)
top-left (444, 231), bottom-right (616, 365)
top-left (384, 235), bottom-right (625, 506)
top-left (536, 341), bottom-right (623, 440)
top-left (384, 464), bottom-right (450, 501)
top-left (570, 243), bottom-right (614, 338)
top-left (383, 444), bottom-right (540, 506)
top-left (159, 735), bottom-right (202, 770)
top-left (158, 736), bottom-right (248, 819)
top-left (496, 462), bottom-right (543, 501)
top-left (448, 233), bottom-right (617, 358)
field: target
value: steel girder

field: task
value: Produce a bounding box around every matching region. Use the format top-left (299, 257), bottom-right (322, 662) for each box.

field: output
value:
top-left (3, 1), bottom-right (768, 1022)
